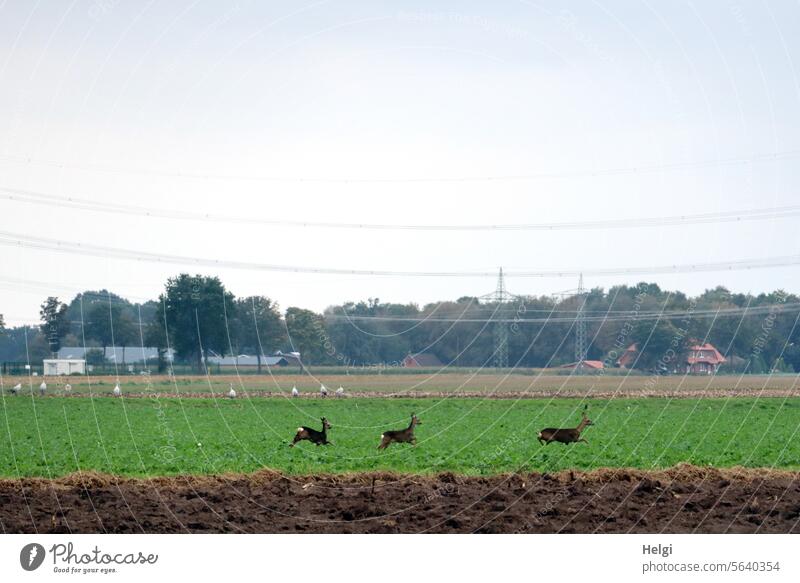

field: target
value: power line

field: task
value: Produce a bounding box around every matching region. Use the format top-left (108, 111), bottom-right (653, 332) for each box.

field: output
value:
top-left (0, 149), bottom-right (797, 183)
top-left (325, 302), bottom-right (800, 323)
top-left (2, 230), bottom-right (800, 278)
top-left (4, 185), bottom-right (800, 231)
top-left (3, 273), bottom-right (790, 320)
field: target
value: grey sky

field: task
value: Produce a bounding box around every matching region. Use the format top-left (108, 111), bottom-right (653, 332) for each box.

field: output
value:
top-left (1, 1), bottom-right (799, 325)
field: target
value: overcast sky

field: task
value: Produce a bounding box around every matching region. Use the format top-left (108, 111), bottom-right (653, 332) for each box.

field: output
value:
top-left (1, 0), bottom-right (799, 326)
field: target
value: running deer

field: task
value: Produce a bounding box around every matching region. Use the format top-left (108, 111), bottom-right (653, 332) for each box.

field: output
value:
top-left (377, 413), bottom-right (422, 449)
top-left (537, 406), bottom-right (593, 445)
top-left (290, 417), bottom-right (332, 447)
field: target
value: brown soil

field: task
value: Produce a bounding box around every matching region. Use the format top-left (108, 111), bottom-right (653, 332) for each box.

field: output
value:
top-left (13, 373), bottom-right (799, 399)
top-left (1, 465), bottom-right (798, 534)
top-left (35, 389), bottom-right (800, 399)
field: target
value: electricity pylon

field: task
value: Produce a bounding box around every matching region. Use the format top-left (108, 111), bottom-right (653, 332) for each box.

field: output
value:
top-left (479, 268), bottom-right (520, 369)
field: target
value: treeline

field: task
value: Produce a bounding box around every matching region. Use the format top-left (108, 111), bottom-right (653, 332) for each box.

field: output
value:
top-left (1, 275), bottom-right (799, 373)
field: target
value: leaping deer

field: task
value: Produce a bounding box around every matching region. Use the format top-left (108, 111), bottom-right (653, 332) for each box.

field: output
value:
top-left (538, 406), bottom-right (593, 445)
top-left (290, 417), bottom-right (332, 447)
top-left (377, 413), bottom-right (421, 449)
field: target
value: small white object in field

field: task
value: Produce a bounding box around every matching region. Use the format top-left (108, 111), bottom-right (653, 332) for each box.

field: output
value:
top-left (39, 381), bottom-right (46, 395)
top-left (197, 442), bottom-right (202, 447)
top-left (336, 387), bottom-right (344, 397)
top-left (11, 383), bottom-right (21, 395)
top-left (320, 384), bottom-right (328, 397)
top-left (228, 383), bottom-right (237, 399)
top-left (291, 386), bottom-right (299, 397)
top-left (64, 383), bottom-right (72, 393)
top-left (113, 384), bottom-right (121, 397)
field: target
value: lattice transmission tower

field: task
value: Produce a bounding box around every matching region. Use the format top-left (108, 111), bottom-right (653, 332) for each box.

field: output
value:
top-left (552, 273), bottom-right (589, 370)
top-left (479, 268), bottom-right (521, 369)
top-left (574, 273), bottom-right (588, 364)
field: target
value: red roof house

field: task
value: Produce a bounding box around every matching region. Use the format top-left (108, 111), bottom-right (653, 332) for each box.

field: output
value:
top-left (617, 342), bottom-right (726, 374)
top-left (685, 343), bottom-right (726, 374)
top-left (559, 360), bottom-right (605, 371)
top-left (402, 353), bottom-right (444, 368)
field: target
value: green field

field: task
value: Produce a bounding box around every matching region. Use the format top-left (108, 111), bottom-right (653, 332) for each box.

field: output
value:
top-left (1, 397), bottom-right (799, 477)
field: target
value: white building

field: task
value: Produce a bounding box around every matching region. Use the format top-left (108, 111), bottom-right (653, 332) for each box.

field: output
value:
top-left (43, 359), bottom-right (86, 376)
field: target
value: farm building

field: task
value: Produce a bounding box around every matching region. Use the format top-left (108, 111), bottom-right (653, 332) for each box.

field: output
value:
top-left (57, 346), bottom-right (174, 364)
top-left (684, 343), bottom-right (727, 374)
top-left (402, 352), bottom-right (444, 368)
top-left (207, 354), bottom-right (300, 370)
top-left (617, 342), bottom-right (726, 374)
top-left (273, 351), bottom-right (302, 366)
top-left (559, 360), bottom-right (605, 371)
top-left (43, 359), bottom-right (86, 376)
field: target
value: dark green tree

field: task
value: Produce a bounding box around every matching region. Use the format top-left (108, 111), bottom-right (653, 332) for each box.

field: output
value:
top-left (233, 296), bottom-right (284, 372)
top-left (39, 297), bottom-right (70, 355)
top-left (285, 307), bottom-right (329, 365)
top-left (156, 274), bottom-right (235, 370)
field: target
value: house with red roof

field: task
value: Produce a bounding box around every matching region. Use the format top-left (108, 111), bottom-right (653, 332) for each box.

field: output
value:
top-left (617, 342), bottom-right (726, 374)
top-left (559, 360), bottom-right (605, 371)
top-left (402, 352), bottom-right (444, 368)
top-left (684, 343), bottom-right (726, 374)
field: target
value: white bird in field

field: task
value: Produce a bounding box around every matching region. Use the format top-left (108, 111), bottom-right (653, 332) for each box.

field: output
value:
top-left (336, 386), bottom-right (345, 397)
top-left (228, 383), bottom-right (237, 399)
top-left (113, 384), bottom-right (121, 397)
top-left (291, 386), bottom-right (299, 398)
top-left (320, 384), bottom-right (328, 398)
top-left (39, 381), bottom-right (47, 396)
top-left (11, 383), bottom-right (21, 395)
top-left (64, 383), bottom-right (72, 394)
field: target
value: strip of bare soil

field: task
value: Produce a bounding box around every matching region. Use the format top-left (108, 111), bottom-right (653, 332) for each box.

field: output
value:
top-left (28, 389), bottom-right (800, 399)
top-left (1, 465), bottom-right (798, 534)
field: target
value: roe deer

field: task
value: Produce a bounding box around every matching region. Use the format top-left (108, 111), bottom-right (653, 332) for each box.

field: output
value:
top-left (291, 417), bottom-right (332, 447)
top-left (538, 406), bottom-right (593, 445)
top-left (377, 413), bottom-right (421, 449)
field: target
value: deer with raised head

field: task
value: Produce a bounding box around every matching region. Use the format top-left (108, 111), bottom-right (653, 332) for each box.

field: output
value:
top-left (290, 417), bottom-right (332, 447)
top-left (377, 413), bottom-right (421, 450)
top-left (538, 406), bottom-right (593, 445)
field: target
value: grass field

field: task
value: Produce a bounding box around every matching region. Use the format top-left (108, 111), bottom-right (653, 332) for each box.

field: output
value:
top-left (2, 396), bottom-right (799, 477)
